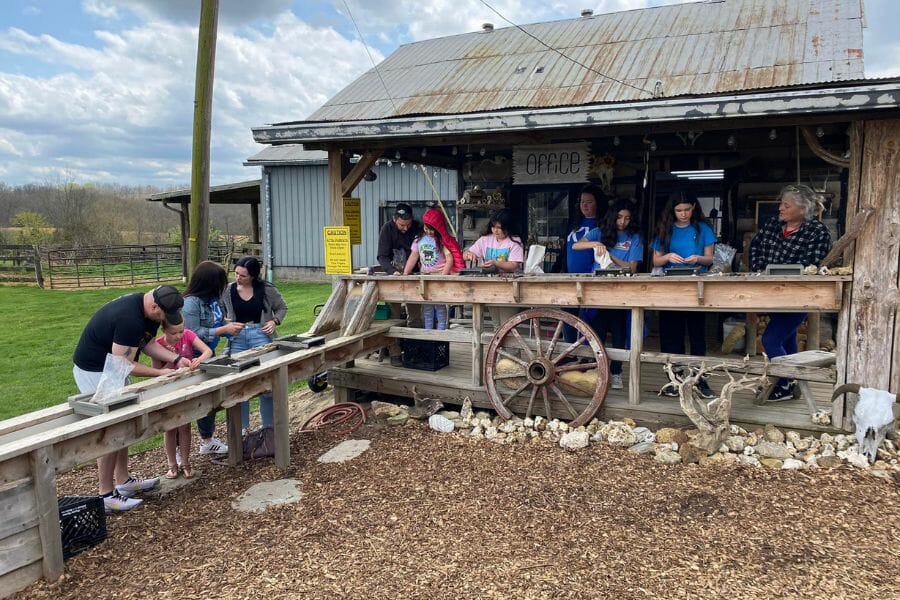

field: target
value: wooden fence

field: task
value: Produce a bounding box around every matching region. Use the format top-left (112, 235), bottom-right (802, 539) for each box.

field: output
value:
top-left (0, 242), bottom-right (237, 289)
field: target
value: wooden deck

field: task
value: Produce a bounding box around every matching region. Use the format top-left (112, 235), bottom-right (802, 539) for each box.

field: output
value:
top-left (330, 339), bottom-right (839, 436)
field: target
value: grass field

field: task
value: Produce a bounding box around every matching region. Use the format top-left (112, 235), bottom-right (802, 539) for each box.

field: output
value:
top-left (0, 281), bottom-right (332, 421)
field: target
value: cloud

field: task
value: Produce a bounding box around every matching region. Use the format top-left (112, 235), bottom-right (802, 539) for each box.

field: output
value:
top-left (0, 10), bottom-right (378, 185)
top-left (81, 0), bottom-right (120, 20)
top-left (22, 6), bottom-right (41, 17)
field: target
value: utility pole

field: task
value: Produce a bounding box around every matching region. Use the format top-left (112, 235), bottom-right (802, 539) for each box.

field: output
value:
top-left (188, 0), bottom-right (219, 273)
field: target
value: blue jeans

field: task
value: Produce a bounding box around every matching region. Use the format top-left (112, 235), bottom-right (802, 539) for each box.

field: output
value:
top-left (762, 312), bottom-right (807, 388)
top-left (423, 304), bottom-right (448, 330)
top-left (230, 325), bottom-right (274, 430)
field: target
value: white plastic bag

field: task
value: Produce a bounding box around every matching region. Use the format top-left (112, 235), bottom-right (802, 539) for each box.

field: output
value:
top-left (428, 414), bottom-right (455, 433)
top-left (91, 354), bottom-right (134, 404)
top-left (711, 243), bottom-right (737, 273)
top-left (524, 245), bottom-right (546, 274)
top-left (594, 248), bottom-right (613, 270)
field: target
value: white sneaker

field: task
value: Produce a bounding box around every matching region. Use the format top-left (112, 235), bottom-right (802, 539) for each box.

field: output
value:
top-left (104, 491), bottom-right (144, 513)
top-left (199, 437), bottom-right (229, 455)
top-left (115, 476), bottom-right (160, 498)
top-left (611, 374), bottom-right (624, 390)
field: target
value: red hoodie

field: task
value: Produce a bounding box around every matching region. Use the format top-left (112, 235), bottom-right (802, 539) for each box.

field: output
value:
top-left (422, 208), bottom-right (464, 273)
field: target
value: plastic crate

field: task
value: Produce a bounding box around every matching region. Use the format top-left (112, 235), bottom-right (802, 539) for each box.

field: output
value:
top-left (58, 496), bottom-right (106, 559)
top-left (399, 339), bottom-right (450, 371)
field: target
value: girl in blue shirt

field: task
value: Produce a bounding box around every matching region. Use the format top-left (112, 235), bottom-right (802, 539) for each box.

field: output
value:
top-left (651, 191), bottom-right (717, 398)
top-left (572, 199), bottom-right (643, 390)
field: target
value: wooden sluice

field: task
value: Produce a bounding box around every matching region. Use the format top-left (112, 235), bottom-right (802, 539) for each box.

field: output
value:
top-left (0, 283), bottom-right (394, 597)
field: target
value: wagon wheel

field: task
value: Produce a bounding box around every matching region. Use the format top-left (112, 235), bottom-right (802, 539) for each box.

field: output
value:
top-left (484, 308), bottom-right (610, 428)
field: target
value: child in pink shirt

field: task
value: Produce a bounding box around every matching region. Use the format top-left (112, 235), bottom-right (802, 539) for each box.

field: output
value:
top-left (151, 320), bottom-right (213, 479)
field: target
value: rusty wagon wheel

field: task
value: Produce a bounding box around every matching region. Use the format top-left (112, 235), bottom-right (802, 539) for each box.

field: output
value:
top-left (483, 308), bottom-right (610, 428)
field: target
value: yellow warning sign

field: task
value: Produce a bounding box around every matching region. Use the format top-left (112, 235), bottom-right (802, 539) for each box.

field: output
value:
top-left (323, 226), bottom-right (352, 275)
top-left (343, 197), bottom-right (362, 245)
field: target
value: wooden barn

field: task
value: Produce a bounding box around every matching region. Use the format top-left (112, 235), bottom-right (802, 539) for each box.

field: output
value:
top-left (250, 0), bottom-right (900, 430)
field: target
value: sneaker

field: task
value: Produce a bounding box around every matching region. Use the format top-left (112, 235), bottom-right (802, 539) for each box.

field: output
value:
top-left (103, 491), bottom-right (143, 513)
top-left (199, 437), bottom-right (229, 455)
top-left (659, 385), bottom-right (679, 397)
top-left (768, 384), bottom-right (794, 402)
top-left (611, 374), bottom-right (623, 390)
top-left (115, 476), bottom-right (160, 498)
top-left (695, 377), bottom-right (716, 399)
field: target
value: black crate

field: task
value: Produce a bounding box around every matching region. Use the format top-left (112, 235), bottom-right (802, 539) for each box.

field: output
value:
top-left (58, 496), bottom-right (106, 559)
top-left (399, 339), bottom-right (450, 371)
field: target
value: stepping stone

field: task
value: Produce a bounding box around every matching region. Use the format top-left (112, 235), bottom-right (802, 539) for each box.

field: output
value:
top-left (317, 439), bottom-right (371, 463)
top-left (232, 479), bottom-right (302, 513)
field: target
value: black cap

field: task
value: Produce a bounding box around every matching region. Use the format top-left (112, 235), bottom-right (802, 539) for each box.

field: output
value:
top-left (394, 203), bottom-right (413, 219)
top-left (152, 285), bottom-right (184, 325)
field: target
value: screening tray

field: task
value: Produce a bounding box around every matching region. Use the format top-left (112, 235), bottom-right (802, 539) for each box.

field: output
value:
top-left (199, 355), bottom-right (261, 375)
top-left (274, 334), bottom-right (326, 351)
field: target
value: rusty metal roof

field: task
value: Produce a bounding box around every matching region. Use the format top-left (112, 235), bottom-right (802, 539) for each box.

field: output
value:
top-left (306, 0), bottom-right (865, 122)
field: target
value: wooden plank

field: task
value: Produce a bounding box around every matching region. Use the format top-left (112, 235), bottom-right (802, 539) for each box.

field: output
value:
top-left (478, 332), bottom-right (629, 363)
top-left (629, 308), bottom-right (643, 406)
top-left (342, 280), bottom-right (378, 337)
top-left (0, 560), bottom-right (43, 600)
top-left (472, 304), bottom-right (484, 387)
top-left (820, 208), bottom-right (874, 267)
top-left (328, 149), bottom-right (345, 226)
top-left (0, 480), bottom-right (37, 542)
top-left (308, 278), bottom-right (348, 336)
top-left (360, 274), bottom-right (849, 311)
top-left (845, 119), bottom-right (900, 393)
top-left (272, 366), bottom-right (290, 471)
top-left (226, 396), bottom-right (242, 468)
top-left (0, 527), bottom-right (42, 577)
top-left (0, 405), bottom-right (73, 438)
top-left (387, 326), bottom-right (472, 344)
top-left (806, 313), bottom-right (820, 352)
top-left (29, 447), bottom-right (62, 581)
top-left (340, 150), bottom-right (383, 197)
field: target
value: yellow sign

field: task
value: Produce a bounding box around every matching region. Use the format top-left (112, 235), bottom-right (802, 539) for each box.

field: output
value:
top-left (343, 197), bottom-right (361, 245)
top-left (323, 227), bottom-right (352, 275)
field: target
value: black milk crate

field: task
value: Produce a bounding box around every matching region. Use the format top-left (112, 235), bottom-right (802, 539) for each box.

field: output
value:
top-left (58, 496), bottom-right (107, 559)
top-left (399, 339), bottom-right (450, 371)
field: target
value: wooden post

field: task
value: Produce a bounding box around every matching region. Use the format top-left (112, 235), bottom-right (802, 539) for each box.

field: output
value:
top-left (806, 313), bottom-right (820, 351)
top-left (629, 308), bottom-right (643, 405)
top-left (225, 390), bottom-right (242, 466)
top-left (272, 366), bottom-right (290, 471)
top-left (328, 149), bottom-right (346, 227)
top-left (31, 245), bottom-right (43, 288)
top-left (188, 0), bottom-right (219, 272)
top-left (839, 118), bottom-right (900, 408)
top-left (472, 303), bottom-right (484, 386)
top-left (250, 202), bottom-right (260, 244)
top-left (29, 447), bottom-right (63, 582)
top-left (745, 313), bottom-right (758, 356)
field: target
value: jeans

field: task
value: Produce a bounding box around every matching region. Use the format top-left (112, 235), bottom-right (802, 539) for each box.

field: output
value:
top-left (230, 324), bottom-right (274, 430)
top-left (562, 308), bottom-right (599, 344)
top-left (594, 309), bottom-right (628, 375)
top-left (423, 304), bottom-right (448, 330)
top-left (762, 312), bottom-right (807, 388)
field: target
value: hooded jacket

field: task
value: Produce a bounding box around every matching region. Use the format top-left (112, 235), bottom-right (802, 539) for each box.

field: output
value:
top-left (422, 208), bottom-right (464, 272)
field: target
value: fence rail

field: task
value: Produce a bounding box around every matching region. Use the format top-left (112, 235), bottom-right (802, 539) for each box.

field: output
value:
top-left (0, 242), bottom-right (239, 289)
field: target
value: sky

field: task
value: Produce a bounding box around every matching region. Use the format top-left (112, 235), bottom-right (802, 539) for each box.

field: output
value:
top-left (0, 0), bottom-right (897, 189)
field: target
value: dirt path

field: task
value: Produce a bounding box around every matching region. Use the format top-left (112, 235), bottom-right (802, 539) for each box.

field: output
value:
top-left (17, 392), bottom-right (900, 600)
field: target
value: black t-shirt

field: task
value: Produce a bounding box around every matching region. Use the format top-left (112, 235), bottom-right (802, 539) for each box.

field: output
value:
top-left (73, 293), bottom-right (160, 372)
top-left (231, 285), bottom-right (263, 323)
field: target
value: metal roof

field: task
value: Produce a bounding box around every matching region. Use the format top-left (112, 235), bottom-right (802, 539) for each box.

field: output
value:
top-left (244, 145), bottom-right (327, 165)
top-left (147, 179), bottom-right (261, 205)
top-left (305, 0), bottom-right (865, 122)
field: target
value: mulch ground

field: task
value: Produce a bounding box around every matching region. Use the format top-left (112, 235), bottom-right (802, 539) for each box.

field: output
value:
top-left (15, 395), bottom-right (900, 600)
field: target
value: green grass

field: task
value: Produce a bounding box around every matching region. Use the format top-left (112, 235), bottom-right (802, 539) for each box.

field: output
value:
top-left (0, 281), bottom-right (332, 421)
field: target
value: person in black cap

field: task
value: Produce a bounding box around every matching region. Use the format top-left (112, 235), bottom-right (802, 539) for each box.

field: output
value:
top-left (376, 202), bottom-right (421, 275)
top-left (73, 285), bottom-right (191, 513)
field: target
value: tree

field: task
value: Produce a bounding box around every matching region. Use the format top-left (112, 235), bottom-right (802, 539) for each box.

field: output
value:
top-left (10, 210), bottom-right (53, 246)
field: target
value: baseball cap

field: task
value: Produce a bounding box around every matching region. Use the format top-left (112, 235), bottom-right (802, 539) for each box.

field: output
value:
top-left (394, 203), bottom-right (413, 219)
top-left (152, 285), bottom-right (184, 325)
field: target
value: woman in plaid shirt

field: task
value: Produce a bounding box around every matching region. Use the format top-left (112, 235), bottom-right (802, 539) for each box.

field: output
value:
top-left (750, 184), bottom-right (832, 400)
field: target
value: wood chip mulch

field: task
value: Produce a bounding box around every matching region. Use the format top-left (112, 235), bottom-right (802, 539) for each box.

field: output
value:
top-left (16, 404), bottom-right (900, 600)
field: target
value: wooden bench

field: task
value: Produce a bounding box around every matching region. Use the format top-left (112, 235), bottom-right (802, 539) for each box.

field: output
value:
top-left (754, 350), bottom-right (836, 422)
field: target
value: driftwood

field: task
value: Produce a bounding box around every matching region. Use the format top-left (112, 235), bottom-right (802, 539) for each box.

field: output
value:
top-left (662, 356), bottom-right (769, 453)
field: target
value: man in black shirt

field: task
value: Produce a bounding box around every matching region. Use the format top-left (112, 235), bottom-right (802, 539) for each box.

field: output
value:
top-left (73, 285), bottom-right (190, 512)
top-left (376, 203), bottom-right (420, 275)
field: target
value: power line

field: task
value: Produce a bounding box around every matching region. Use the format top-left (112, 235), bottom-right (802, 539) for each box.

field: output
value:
top-left (340, 0), bottom-right (399, 112)
top-left (476, 0), bottom-right (656, 98)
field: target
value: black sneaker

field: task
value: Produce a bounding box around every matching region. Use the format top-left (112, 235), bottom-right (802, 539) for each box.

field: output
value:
top-left (695, 377), bottom-right (716, 399)
top-left (768, 384), bottom-right (794, 402)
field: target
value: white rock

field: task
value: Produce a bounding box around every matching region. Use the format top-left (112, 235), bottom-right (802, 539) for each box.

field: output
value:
top-left (628, 441), bottom-right (657, 455)
top-left (812, 410), bottom-right (832, 425)
top-left (819, 433), bottom-right (834, 445)
top-left (559, 431), bottom-right (590, 450)
top-left (737, 455), bottom-right (761, 467)
top-left (559, 421), bottom-right (570, 432)
top-left (460, 397), bottom-right (473, 421)
top-left (845, 452), bottom-right (871, 469)
top-left (604, 424), bottom-right (637, 447)
top-left (470, 425), bottom-right (483, 438)
top-left (590, 432), bottom-right (603, 443)
top-left (718, 444), bottom-right (729, 454)
top-left (498, 420), bottom-right (517, 434)
top-left (821, 443), bottom-right (835, 457)
top-left (479, 418), bottom-right (493, 429)
top-left (474, 411), bottom-right (492, 421)
top-left (484, 426), bottom-right (499, 439)
top-left (835, 434), bottom-right (850, 451)
top-left (632, 427), bottom-right (655, 444)
top-left (548, 419), bottom-right (561, 432)
top-left (522, 417), bottom-right (534, 429)
top-left (428, 414), bottom-right (455, 433)
top-left (437, 410), bottom-right (460, 420)
top-left (782, 459), bottom-right (805, 470)
top-left (794, 437), bottom-right (811, 452)
top-left (743, 446), bottom-right (756, 456)
top-left (786, 431), bottom-right (802, 445)
top-left (724, 436), bottom-right (745, 453)
top-left (730, 424), bottom-right (748, 436)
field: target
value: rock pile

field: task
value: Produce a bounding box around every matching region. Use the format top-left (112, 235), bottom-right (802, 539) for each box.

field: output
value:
top-left (370, 399), bottom-right (899, 480)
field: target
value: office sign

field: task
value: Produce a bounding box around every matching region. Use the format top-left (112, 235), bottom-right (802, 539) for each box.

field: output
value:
top-left (513, 142), bottom-right (590, 185)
